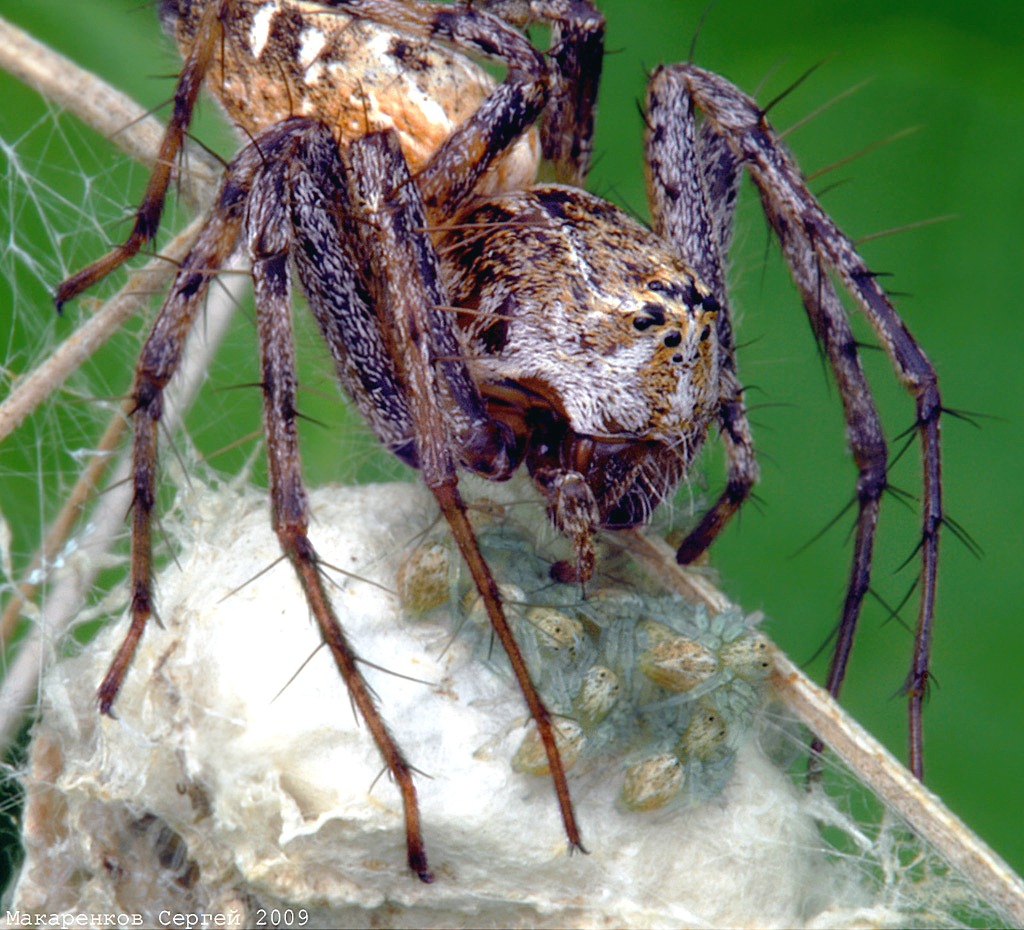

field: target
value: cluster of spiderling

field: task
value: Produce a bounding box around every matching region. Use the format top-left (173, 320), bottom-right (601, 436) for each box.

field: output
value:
top-left (396, 498), bottom-right (771, 812)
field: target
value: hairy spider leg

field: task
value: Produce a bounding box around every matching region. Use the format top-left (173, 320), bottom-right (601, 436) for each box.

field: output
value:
top-left (654, 64), bottom-right (942, 778)
top-left (475, 0), bottom-right (606, 183)
top-left (244, 117), bottom-right (586, 867)
top-left (54, 0), bottom-right (231, 309)
top-left (97, 164), bottom-right (246, 717)
top-left (285, 110), bottom-right (587, 855)
top-left (347, 130), bottom-right (584, 853)
top-left (243, 132), bottom-right (438, 879)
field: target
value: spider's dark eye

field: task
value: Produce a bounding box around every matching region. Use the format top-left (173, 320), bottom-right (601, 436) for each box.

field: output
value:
top-left (700, 325), bottom-right (712, 342)
top-left (663, 330), bottom-right (682, 348)
top-left (647, 279), bottom-right (668, 294)
top-left (634, 303), bottom-right (666, 331)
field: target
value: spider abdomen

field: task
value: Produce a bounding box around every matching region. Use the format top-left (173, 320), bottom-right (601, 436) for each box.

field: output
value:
top-left (162, 0), bottom-right (540, 189)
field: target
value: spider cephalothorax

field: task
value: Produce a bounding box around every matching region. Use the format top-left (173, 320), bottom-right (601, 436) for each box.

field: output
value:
top-left (56, 0), bottom-right (942, 882)
top-left (439, 185), bottom-right (723, 581)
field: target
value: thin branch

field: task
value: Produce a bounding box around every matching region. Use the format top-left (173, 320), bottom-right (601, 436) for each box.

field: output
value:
top-left (0, 403), bottom-right (129, 646)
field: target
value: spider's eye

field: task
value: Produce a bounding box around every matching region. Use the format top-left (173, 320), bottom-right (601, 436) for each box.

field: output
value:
top-left (663, 331), bottom-right (682, 348)
top-left (700, 294), bottom-right (720, 314)
top-left (634, 303), bottom-right (666, 331)
top-left (699, 325), bottom-right (712, 342)
top-left (646, 279), bottom-right (669, 294)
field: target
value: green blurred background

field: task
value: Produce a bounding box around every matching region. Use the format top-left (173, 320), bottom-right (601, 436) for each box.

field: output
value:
top-left (1, 0), bottom-right (1022, 899)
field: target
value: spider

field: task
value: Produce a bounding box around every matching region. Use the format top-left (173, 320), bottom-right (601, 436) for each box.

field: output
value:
top-left (55, 0), bottom-right (942, 882)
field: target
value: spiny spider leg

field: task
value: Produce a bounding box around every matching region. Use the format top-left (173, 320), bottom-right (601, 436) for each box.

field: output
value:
top-left (299, 118), bottom-right (581, 856)
top-left (703, 123), bottom-right (761, 554)
top-left (243, 135), bottom-right (434, 879)
top-left (349, 136), bottom-right (583, 849)
top-left (476, 0), bottom-right (606, 182)
top-left (97, 158), bottom-right (247, 715)
top-left (54, 0), bottom-right (231, 310)
top-left (653, 63), bottom-right (942, 777)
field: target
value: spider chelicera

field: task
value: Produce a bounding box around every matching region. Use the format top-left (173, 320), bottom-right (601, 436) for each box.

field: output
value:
top-left (55, 0), bottom-right (942, 882)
